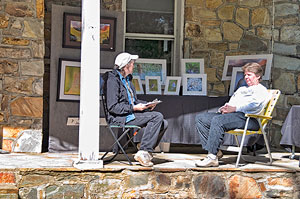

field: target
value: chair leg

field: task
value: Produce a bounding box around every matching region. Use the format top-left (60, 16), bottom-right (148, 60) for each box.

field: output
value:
top-left (262, 129), bottom-right (273, 164)
top-left (118, 128), bottom-right (140, 153)
top-left (101, 130), bottom-right (134, 163)
top-left (234, 135), bottom-right (247, 163)
top-left (234, 135), bottom-right (240, 147)
top-left (128, 136), bottom-right (138, 152)
top-left (112, 130), bottom-right (133, 165)
top-left (102, 128), bottom-right (133, 165)
top-left (290, 145), bottom-right (296, 159)
top-left (126, 129), bottom-right (139, 152)
top-left (235, 117), bottom-right (250, 167)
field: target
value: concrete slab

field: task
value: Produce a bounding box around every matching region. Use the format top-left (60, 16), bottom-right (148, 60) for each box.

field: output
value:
top-left (0, 152), bottom-right (299, 172)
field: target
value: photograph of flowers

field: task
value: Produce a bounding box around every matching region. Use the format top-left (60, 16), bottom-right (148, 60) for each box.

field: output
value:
top-left (164, 76), bottom-right (181, 95)
top-left (181, 58), bottom-right (205, 75)
top-left (182, 74), bottom-right (207, 96)
top-left (145, 76), bottom-right (162, 95)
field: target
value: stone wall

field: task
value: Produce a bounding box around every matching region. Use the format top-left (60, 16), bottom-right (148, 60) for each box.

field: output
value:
top-left (0, 0), bottom-right (45, 150)
top-left (184, 0), bottom-right (300, 148)
top-left (1, 0), bottom-right (299, 151)
top-left (185, 0), bottom-right (273, 95)
top-left (0, 169), bottom-right (299, 198)
top-left (270, 0), bottom-right (300, 148)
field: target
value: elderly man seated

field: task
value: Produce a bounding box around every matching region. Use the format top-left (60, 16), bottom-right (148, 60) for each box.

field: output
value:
top-left (195, 62), bottom-right (270, 167)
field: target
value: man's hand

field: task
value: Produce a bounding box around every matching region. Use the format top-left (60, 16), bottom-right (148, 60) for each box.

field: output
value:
top-left (133, 103), bottom-right (147, 111)
top-left (219, 103), bottom-right (236, 114)
top-left (145, 103), bottom-right (156, 111)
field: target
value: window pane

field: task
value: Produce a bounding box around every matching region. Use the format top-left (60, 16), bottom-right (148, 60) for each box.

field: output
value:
top-left (125, 39), bottom-right (172, 75)
top-left (126, 0), bottom-right (174, 35)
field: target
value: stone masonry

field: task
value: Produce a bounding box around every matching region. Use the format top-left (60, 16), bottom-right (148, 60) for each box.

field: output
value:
top-left (0, 168), bottom-right (299, 198)
top-left (0, 0), bottom-right (45, 151)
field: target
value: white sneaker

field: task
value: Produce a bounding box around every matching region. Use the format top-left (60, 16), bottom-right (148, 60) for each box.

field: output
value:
top-left (136, 144), bottom-right (153, 160)
top-left (195, 156), bottom-right (219, 167)
top-left (134, 150), bottom-right (153, 167)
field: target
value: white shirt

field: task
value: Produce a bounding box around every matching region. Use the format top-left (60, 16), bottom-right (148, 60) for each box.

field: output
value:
top-left (227, 84), bottom-right (270, 114)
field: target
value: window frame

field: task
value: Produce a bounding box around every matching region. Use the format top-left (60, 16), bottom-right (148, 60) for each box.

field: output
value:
top-left (122, 0), bottom-right (184, 76)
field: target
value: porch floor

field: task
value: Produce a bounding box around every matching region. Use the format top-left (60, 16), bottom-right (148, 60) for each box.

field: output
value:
top-left (0, 150), bottom-right (299, 172)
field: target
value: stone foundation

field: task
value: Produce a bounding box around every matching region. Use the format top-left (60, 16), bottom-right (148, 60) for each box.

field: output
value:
top-left (0, 168), bottom-right (299, 198)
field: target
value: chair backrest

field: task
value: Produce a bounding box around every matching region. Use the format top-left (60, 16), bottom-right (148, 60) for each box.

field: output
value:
top-left (100, 71), bottom-right (111, 123)
top-left (101, 94), bottom-right (110, 123)
top-left (261, 89), bottom-right (281, 126)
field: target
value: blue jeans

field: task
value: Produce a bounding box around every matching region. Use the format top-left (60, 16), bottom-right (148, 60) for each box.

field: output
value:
top-left (195, 112), bottom-right (259, 155)
top-left (127, 111), bottom-right (168, 152)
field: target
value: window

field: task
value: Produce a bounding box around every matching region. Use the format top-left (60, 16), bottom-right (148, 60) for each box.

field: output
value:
top-left (123, 0), bottom-right (183, 76)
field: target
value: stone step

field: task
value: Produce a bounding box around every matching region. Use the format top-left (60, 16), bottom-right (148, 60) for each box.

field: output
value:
top-left (0, 185), bottom-right (18, 199)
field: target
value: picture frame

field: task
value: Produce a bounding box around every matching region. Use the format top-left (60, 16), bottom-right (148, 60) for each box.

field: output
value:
top-left (182, 74), bottom-right (207, 96)
top-left (164, 76), bottom-right (181, 95)
top-left (57, 59), bottom-right (81, 101)
top-left (100, 17), bottom-right (116, 51)
top-left (132, 76), bottom-right (144, 94)
top-left (180, 58), bottom-right (205, 75)
top-left (62, 13), bottom-right (116, 51)
top-left (145, 76), bottom-right (162, 95)
top-left (133, 59), bottom-right (167, 85)
top-left (222, 54), bottom-right (273, 81)
top-left (229, 68), bottom-right (247, 96)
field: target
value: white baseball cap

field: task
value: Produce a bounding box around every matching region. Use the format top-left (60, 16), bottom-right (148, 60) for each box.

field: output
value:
top-left (114, 52), bottom-right (139, 69)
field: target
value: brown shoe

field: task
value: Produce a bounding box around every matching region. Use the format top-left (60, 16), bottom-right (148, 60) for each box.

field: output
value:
top-left (217, 150), bottom-right (223, 159)
top-left (134, 150), bottom-right (153, 167)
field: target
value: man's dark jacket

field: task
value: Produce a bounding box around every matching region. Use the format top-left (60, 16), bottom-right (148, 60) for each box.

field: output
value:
top-left (102, 70), bottom-right (146, 126)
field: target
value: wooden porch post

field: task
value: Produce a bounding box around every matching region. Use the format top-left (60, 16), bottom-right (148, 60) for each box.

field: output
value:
top-left (73, 0), bottom-right (103, 169)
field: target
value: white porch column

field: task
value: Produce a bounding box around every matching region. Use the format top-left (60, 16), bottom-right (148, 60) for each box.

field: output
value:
top-left (74, 0), bottom-right (103, 169)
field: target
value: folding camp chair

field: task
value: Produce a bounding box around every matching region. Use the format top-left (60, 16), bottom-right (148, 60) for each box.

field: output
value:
top-left (221, 89), bottom-right (281, 167)
top-left (100, 94), bottom-right (141, 165)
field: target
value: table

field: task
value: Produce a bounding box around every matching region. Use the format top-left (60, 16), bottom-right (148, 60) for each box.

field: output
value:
top-left (135, 95), bottom-right (262, 147)
top-left (280, 105), bottom-right (300, 160)
top-left (49, 94), bottom-right (264, 152)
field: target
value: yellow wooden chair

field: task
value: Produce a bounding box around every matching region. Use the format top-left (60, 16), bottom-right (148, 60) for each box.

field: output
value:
top-left (221, 89), bottom-right (281, 167)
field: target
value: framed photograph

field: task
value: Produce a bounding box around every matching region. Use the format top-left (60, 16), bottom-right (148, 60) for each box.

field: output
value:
top-left (57, 59), bottom-right (81, 101)
top-left (164, 76), bottom-right (181, 95)
top-left (145, 76), bottom-right (162, 95)
top-left (180, 58), bottom-right (205, 75)
top-left (132, 76), bottom-right (144, 94)
top-left (133, 59), bottom-right (167, 85)
top-left (229, 68), bottom-right (247, 96)
top-left (222, 54), bottom-right (273, 81)
top-left (182, 74), bottom-right (207, 96)
top-left (100, 17), bottom-right (116, 51)
top-left (62, 13), bottom-right (116, 51)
